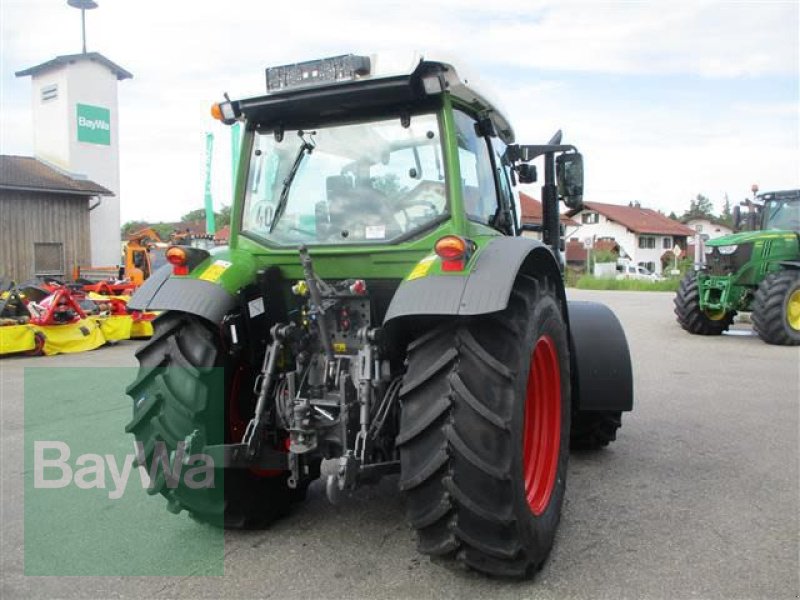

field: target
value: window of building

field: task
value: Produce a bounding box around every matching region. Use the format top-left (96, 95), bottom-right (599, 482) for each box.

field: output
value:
top-left (581, 212), bottom-right (599, 224)
top-left (638, 236), bottom-right (656, 249)
top-left (662, 236), bottom-right (673, 249)
top-left (41, 84), bottom-right (58, 103)
top-left (34, 242), bottom-right (64, 277)
top-left (639, 261), bottom-right (656, 273)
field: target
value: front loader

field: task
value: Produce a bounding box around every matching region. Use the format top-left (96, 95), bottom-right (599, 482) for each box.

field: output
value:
top-left (126, 54), bottom-right (633, 577)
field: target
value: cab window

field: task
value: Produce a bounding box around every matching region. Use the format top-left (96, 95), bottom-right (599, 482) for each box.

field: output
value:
top-left (453, 110), bottom-right (497, 225)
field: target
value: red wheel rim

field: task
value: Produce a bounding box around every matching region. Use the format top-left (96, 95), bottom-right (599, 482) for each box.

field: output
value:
top-left (523, 335), bottom-right (561, 516)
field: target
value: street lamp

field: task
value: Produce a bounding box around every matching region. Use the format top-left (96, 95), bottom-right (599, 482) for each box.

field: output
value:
top-left (67, 0), bottom-right (98, 54)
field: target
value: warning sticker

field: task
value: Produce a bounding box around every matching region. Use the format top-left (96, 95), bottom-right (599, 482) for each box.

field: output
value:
top-left (198, 259), bottom-right (232, 283)
top-left (406, 255), bottom-right (436, 281)
top-left (248, 297), bottom-right (265, 318)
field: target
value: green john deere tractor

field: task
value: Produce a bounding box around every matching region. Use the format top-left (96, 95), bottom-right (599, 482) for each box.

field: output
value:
top-left (126, 54), bottom-right (633, 577)
top-left (675, 189), bottom-right (800, 345)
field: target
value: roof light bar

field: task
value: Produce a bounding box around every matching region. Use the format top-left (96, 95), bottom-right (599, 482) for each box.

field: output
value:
top-left (266, 54), bottom-right (371, 93)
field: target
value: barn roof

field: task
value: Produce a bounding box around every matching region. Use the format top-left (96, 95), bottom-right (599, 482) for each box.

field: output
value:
top-left (0, 155), bottom-right (113, 196)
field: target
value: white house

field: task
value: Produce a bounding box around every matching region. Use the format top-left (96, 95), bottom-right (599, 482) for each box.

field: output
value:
top-left (566, 202), bottom-right (695, 275)
top-left (683, 217), bottom-right (733, 240)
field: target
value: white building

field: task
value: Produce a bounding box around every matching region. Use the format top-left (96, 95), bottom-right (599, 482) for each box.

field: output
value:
top-left (16, 52), bottom-right (132, 267)
top-left (683, 217), bottom-right (733, 240)
top-left (566, 202), bottom-right (695, 275)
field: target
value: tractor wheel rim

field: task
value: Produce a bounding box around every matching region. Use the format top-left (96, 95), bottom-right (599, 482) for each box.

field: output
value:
top-left (788, 290), bottom-right (800, 331)
top-left (705, 308), bottom-right (726, 321)
top-left (523, 335), bottom-right (561, 516)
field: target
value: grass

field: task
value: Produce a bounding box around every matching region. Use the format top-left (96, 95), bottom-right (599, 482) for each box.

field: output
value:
top-left (572, 275), bottom-right (681, 292)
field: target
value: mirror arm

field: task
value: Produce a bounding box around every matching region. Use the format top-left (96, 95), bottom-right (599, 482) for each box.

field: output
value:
top-left (541, 150), bottom-right (562, 270)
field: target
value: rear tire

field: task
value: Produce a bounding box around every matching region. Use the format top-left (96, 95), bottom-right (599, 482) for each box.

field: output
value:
top-left (125, 311), bottom-right (296, 529)
top-left (398, 274), bottom-right (570, 577)
top-left (751, 270), bottom-right (800, 346)
top-left (674, 272), bottom-right (735, 335)
top-left (570, 410), bottom-right (622, 450)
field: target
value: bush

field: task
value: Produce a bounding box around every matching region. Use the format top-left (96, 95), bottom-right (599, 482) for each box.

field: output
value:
top-left (573, 275), bottom-right (680, 292)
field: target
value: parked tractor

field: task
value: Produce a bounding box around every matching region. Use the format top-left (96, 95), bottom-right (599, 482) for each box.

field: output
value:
top-left (675, 188), bottom-right (800, 345)
top-left (126, 54), bottom-right (633, 577)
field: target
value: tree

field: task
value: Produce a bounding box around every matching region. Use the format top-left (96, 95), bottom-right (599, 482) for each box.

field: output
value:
top-left (682, 194), bottom-right (715, 221)
top-left (720, 196), bottom-right (733, 228)
top-left (181, 208), bottom-right (207, 223)
top-left (218, 205), bottom-right (231, 228)
top-left (668, 211), bottom-right (678, 221)
top-left (181, 206), bottom-right (231, 228)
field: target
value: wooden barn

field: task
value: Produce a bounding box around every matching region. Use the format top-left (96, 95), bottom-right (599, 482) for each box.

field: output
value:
top-left (0, 155), bottom-right (113, 282)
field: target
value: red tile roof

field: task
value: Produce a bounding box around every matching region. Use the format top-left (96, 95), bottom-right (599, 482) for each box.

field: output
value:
top-left (214, 225), bottom-right (230, 242)
top-left (565, 238), bottom-right (620, 264)
top-left (519, 192), bottom-right (577, 226)
top-left (572, 201), bottom-right (695, 236)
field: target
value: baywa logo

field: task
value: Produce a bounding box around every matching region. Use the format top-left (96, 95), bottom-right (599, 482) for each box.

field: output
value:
top-left (77, 116), bottom-right (110, 131)
top-left (33, 440), bottom-right (214, 500)
top-left (76, 103), bottom-right (111, 145)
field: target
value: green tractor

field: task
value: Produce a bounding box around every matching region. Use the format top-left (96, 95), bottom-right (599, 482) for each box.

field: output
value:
top-left (127, 54), bottom-right (633, 577)
top-left (675, 189), bottom-right (800, 345)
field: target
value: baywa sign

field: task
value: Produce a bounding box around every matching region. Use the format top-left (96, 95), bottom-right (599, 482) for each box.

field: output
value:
top-left (76, 103), bottom-right (111, 145)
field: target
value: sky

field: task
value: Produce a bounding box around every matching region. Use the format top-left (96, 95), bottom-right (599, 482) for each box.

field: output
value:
top-left (1, 0), bottom-right (798, 224)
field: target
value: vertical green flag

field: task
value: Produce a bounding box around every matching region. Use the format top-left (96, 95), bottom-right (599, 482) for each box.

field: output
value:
top-left (204, 132), bottom-right (216, 235)
top-left (231, 122), bottom-right (241, 201)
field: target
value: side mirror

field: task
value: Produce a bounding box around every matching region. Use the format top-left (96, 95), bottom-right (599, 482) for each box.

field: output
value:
top-left (556, 152), bottom-right (583, 210)
top-left (516, 164), bottom-right (537, 184)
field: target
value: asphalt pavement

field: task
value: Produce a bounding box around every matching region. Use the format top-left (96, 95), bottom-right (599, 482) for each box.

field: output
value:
top-left (1, 290), bottom-right (798, 599)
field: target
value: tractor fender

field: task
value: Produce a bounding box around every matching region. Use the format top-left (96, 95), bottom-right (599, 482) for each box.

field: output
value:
top-left (128, 246), bottom-right (260, 324)
top-left (128, 265), bottom-right (237, 324)
top-left (567, 300), bottom-right (633, 412)
top-left (383, 236), bottom-right (566, 323)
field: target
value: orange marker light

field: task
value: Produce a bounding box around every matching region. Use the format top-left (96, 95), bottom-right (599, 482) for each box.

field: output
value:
top-left (434, 235), bottom-right (467, 260)
top-left (210, 103), bottom-right (223, 121)
top-left (434, 235), bottom-right (469, 272)
top-left (166, 246), bottom-right (189, 275)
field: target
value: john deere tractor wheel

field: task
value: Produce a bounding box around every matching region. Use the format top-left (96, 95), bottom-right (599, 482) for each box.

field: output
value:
top-left (570, 410), bottom-right (622, 450)
top-left (125, 311), bottom-right (296, 528)
top-left (752, 270), bottom-right (800, 346)
top-left (398, 274), bottom-right (570, 578)
top-left (674, 272), bottom-right (735, 335)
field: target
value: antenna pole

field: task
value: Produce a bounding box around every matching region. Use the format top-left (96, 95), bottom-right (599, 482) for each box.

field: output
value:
top-left (67, 0), bottom-right (98, 54)
top-left (81, 9), bottom-right (86, 53)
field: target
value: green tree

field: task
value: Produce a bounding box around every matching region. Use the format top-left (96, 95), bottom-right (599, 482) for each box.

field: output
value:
top-left (181, 206), bottom-right (230, 228)
top-left (682, 194), bottom-right (715, 220)
top-left (181, 208), bottom-right (207, 223)
top-left (720, 196), bottom-right (733, 227)
top-left (218, 205), bottom-right (231, 228)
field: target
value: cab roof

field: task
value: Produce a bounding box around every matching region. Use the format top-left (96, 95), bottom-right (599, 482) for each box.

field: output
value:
top-left (232, 56), bottom-right (515, 144)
